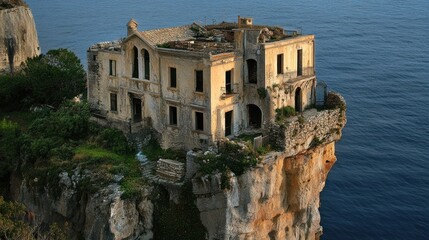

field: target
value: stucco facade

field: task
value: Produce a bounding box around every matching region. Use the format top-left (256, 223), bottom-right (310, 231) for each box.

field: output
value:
top-left (87, 17), bottom-right (316, 150)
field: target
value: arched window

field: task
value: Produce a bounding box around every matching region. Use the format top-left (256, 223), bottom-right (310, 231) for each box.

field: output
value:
top-left (143, 49), bottom-right (150, 80)
top-left (132, 46), bottom-right (139, 78)
top-left (247, 59), bottom-right (257, 84)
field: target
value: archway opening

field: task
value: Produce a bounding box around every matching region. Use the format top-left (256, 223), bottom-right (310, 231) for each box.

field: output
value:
top-left (295, 87), bottom-right (302, 112)
top-left (143, 49), bottom-right (150, 80)
top-left (248, 104), bottom-right (262, 128)
top-left (132, 46), bottom-right (139, 78)
top-left (247, 59), bottom-right (257, 84)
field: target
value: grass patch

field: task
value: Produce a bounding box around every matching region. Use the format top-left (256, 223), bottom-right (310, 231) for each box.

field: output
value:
top-left (74, 146), bottom-right (143, 199)
top-left (0, 110), bottom-right (37, 130)
top-left (141, 139), bottom-right (186, 162)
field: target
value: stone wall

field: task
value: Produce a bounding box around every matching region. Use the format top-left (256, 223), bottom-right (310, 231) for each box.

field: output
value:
top-left (156, 159), bottom-right (185, 182)
top-left (269, 92), bottom-right (346, 157)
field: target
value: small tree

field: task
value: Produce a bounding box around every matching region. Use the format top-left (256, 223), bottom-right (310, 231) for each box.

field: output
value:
top-left (22, 48), bottom-right (86, 107)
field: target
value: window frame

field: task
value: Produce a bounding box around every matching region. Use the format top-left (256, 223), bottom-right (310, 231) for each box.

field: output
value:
top-left (225, 69), bottom-right (232, 94)
top-left (110, 92), bottom-right (117, 112)
top-left (169, 106), bottom-right (178, 126)
top-left (277, 54), bottom-right (284, 74)
top-left (109, 59), bottom-right (116, 76)
top-left (195, 70), bottom-right (203, 92)
top-left (195, 111), bottom-right (204, 131)
top-left (170, 67), bottom-right (177, 88)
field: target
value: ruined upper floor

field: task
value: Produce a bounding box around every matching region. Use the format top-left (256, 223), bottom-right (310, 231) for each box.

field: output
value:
top-left (90, 16), bottom-right (304, 56)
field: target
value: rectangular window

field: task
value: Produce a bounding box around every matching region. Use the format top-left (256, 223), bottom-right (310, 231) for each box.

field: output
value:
top-left (169, 106), bottom-right (177, 125)
top-left (195, 111), bottom-right (204, 131)
top-left (225, 70), bottom-right (232, 94)
top-left (110, 93), bottom-right (117, 111)
top-left (195, 70), bottom-right (203, 92)
top-left (297, 49), bottom-right (302, 76)
top-left (277, 54), bottom-right (283, 74)
top-left (109, 60), bottom-right (116, 76)
top-left (170, 67), bottom-right (177, 88)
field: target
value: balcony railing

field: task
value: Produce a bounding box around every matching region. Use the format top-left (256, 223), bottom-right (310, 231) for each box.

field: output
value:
top-left (221, 83), bottom-right (239, 95)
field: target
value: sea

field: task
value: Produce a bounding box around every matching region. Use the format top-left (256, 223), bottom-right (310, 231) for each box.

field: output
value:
top-left (25, 0), bottom-right (429, 239)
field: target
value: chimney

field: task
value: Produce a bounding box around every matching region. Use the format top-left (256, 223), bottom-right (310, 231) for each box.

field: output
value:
top-left (127, 19), bottom-right (138, 36)
top-left (238, 16), bottom-right (253, 28)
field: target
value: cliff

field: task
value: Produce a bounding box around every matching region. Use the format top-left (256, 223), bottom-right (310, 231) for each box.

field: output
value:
top-left (192, 92), bottom-right (346, 239)
top-left (8, 93), bottom-right (345, 239)
top-left (193, 142), bottom-right (337, 239)
top-left (0, 0), bottom-right (40, 73)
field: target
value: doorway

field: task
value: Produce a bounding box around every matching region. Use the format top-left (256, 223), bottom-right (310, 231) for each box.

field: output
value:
top-left (225, 110), bottom-right (233, 136)
top-left (295, 88), bottom-right (302, 112)
top-left (132, 97), bottom-right (142, 122)
top-left (248, 104), bottom-right (262, 128)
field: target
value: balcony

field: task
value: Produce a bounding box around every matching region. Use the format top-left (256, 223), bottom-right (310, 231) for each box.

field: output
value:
top-left (220, 83), bottom-right (239, 97)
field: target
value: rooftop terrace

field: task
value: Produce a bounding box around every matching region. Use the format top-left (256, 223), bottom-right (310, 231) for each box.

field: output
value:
top-left (90, 17), bottom-right (303, 54)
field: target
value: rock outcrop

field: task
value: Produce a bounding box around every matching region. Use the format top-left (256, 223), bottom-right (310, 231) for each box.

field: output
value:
top-left (9, 171), bottom-right (154, 240)
top-left (0, 0), bottom-right (40, 73)
top-left (193, 142), bottom-right (337, 240)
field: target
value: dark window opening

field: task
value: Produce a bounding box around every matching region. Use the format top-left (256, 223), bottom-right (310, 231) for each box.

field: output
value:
top-left (132, 97), bottom-right (142, 122)
top-left (93, 54), bottom-right (97, 61)
top-left (169, 106), bottom-right (177, 125)
top-left (195, 70), bottom-right (203, 92)
top-left (297, 49), bottom-right (302, 76)
top-left (225, 110), bottom-right (233, 136)
top-left (132, 46), bottom-right (139, 78)
top-left (248, 104), bottom-right (262, 129)
top-left (195, 111), bottom-right (204, 131)
top-left (295, 87), bottom-right (302, 112)
top-left (170, 67), bottom-right (177, 88)
top-left (143, 49), bottom-right (150, 80)
top-left (225, 70), bottom-right (232, 94)
top-left (247, 59), bottom-right (257, 84)
top-left (109, 60), bottom-right (116, 76)
top-left (277, 54), bottom-right (283, 74)
top-left (110, 93), bottom-right (117, 111)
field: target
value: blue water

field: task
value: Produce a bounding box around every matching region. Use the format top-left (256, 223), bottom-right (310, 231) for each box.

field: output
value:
top-left (26, 0), bottom-right (429, 239)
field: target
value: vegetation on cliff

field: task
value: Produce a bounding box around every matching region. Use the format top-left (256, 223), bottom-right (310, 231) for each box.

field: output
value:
top-left (0, 0), bottom-right (27, 10)
top-left (0, 48), bottom-right (86, 110)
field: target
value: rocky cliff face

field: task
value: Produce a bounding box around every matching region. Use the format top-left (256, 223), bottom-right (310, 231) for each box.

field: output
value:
top-left (193, 142), bottom-right (337, 240)
top-left (0, 0), bottom-right (40, 73)
top-left (9, 171), bottom-right (154, 240)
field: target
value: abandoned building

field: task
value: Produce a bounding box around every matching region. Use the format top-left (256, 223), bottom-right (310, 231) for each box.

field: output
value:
top-left (87, 16), bottom-right (319, 149)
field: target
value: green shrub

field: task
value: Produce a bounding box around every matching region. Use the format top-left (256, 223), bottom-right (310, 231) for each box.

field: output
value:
top-left (275, 106), bottom-right (296, 121)
top-left (97, 128), bottom-right (135, 155)
top-left (196, 141), bottom-right (258, 179)
top-left (0, 119), bottom-right (21, 178)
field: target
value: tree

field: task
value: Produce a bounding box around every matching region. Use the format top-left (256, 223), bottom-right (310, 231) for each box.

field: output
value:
top-left (0, 119), bottom-right (20, 179)
top-left (22, 48), bottom-right (86, 107)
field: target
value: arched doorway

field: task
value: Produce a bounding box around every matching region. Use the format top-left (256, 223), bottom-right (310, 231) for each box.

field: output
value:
top-left (248, 104), bottom-right (262, 128)
top-left (247, 59), bottom-right (257, 84)
top-left (295, 87), bottom-right (302, 112)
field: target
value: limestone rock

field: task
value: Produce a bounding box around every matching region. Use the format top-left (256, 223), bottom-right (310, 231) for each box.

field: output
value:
top-left (0, 2), bottom-right (40, 73)
top-left (193, 142), bottom-right (337, 240)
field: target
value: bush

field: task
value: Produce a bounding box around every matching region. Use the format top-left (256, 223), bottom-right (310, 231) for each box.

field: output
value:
top-left (196, 141), bottom-right (258, 178)
top-left (0, 119), bottom-right (21, 178)
top-left (275, 106), bottom-right (296, 121)
top-left (97, 128), bottom-right (135, 155)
